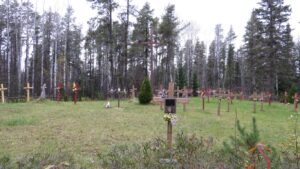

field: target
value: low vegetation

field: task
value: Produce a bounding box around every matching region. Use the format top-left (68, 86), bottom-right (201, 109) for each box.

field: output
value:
top-left (0, 98), bottom-right (299, 168)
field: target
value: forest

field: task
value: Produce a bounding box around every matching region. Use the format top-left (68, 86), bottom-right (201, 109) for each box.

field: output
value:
top-left (0, 0), bottom-right (299, 100)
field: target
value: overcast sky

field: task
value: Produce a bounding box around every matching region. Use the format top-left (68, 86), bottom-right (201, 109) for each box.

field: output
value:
top-left (36, 0), bottom-right (300, 47)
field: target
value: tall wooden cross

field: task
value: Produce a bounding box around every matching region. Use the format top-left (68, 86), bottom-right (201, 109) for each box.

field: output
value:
top-left (0, 84), bottom-right (7, 103)
top-left (130, 85), bottom-right (137, 99)
top-left (197, 88), bottom-right (205, 110)
top-left (24, 82), bottom-right (33, 102)
top-left (293, 93), bottom-right (299, 112)
top-left (167, 82), bottom-right (174, 97)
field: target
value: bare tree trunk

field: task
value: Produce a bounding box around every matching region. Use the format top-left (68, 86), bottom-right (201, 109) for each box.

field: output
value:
top-left (109, 0), bottom-right (114, 88)
top-left (6, 0), bottom-right (11, 97)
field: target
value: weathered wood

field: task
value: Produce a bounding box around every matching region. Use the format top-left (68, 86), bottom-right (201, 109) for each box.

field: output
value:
top-left (168, 82), bottom-right (174, 97)
top-left (259, 92), bottom-right (264, 111)
top-left (284, 91), bottom-right (288, 104)
top-left (153, 97), bottom-right (164, 110)
top-left (293, 93), bottom-right (299, 112)
top-left (217, 98), bottom-right (221, 116)
top-left (167, 121), bottom-right (172, 149)
top-left (250, 92), bottom-right (258, 113)
top-left (130, 85), bottom-right (137, 99)
top-left (176, 97), bottom-right (189, 112)
top-left (24, 82), bottom-right (33, 102)
top-left (0, 84), bottom-right (7, 103)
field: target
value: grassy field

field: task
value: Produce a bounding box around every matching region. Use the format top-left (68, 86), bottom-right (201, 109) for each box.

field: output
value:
top-left (0, 97), bottom-right (298, 167)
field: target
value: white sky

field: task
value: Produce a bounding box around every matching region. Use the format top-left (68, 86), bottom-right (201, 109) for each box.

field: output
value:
top-left (36, 0), bottom-right (300, 47)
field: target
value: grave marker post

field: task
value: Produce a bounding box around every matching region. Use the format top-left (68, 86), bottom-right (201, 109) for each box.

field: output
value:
top-left (268, 92), bottom-right (272, 106)
top-left (293, 93), bottom-right (299, 112)
top-left (164, 98), bottom-right (176, 149)
top-left (0, 84), bottom-right (7, 103)
top-left (24, 82), bottom-right (33, 102)
top-left (72, 82), bottom-right (79, 104)
top-left (130, 85), bottom-right (137, 99)
top-left (284, 91), bottom-right (288, 104)
top-left (56, 82), bottom-right (63, 102)
top-left (217, 97), bottom-right (221, 116)
top-left (250, 92), bottom-right (258, 113)
top-left (260, 92), bottom-right (264, 111)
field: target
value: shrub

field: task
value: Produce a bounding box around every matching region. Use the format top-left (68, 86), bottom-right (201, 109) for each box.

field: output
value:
top-left (138, 77), bottom-right (153, 104)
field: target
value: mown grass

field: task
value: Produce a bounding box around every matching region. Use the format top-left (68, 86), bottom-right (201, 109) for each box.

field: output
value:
top-left (0, 98), bottom-right (298, 167)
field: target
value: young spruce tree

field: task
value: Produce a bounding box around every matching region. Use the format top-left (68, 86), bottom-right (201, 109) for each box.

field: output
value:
top-left (139, 77), bottom-right (153, 104)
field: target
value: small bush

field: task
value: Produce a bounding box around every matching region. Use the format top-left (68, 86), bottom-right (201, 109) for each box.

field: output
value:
top-left (138, 77), bottom-right (153, 104)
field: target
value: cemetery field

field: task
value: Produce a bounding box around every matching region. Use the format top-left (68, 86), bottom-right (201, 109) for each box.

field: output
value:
top-left (0, 98), bottom-right (298, 166)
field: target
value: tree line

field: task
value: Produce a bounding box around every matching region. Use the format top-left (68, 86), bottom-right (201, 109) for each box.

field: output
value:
top-left (0, 0), bottom-right (299, 100)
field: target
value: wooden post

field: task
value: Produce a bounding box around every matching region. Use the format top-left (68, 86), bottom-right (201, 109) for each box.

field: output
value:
top-left (72, 82), bottom-right (79, 104)
top-left (117, 88), bottom-right (121, 108)
top-left (130, 85), bottom-right (137, 99)
top-left (207, 88), bottom-right (210, 103)
top-left (24, 82), bottom-right (33, 102)
top-left (168, 82), bottom-right (174, 98)
top-left (293, 93), bottom-right (299, 112)
top-left (167, 121), bottom-right (172, 149)
top-left (284, 91), bottom-right (288, 104)
top-left (0, 84), bottom-right (8, 103)
top-left (251, 92), bottom-right (258, 113)
top-left (268, 92), bottom-right (272, 106)
top-left (217, 98), bottom-right (221, 116)
top-left (260, 92), bottom-right (264, 111)
top-left (227, 97), bottom-right (230, 112)
top-left (175, 86), bottom-right (180, 98)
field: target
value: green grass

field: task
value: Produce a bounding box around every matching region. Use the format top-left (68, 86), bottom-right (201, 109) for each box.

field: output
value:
top-left (0, 98), bottom-right (298, 167)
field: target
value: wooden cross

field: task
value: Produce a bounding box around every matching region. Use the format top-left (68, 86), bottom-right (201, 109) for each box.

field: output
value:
top-left (175, 86), bottom-right (181, 98)
top-left (284, 91), bottom-right (288, 104)
top-left (182, 86), bottom-right (188, 98)
top-left (130, 85), bottom-right (137, 99)
top-left (250, 91), bottom-right (258, 113)
top-left (167, 82), bottom-right (174, 98)
top-left (197, 88), bottom-right (205, 110)
top-left (293, 93), bottom-right (299, 112)
top-left (267, 92), bottom-right (272, 106)
top-left (0, 84), bottom-right (7, 103)
top-left (24, 82), bottom-right (33, 102)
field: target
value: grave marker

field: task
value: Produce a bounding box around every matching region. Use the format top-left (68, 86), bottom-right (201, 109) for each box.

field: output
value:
top-left (293, 93), bottom-right (299, 112)
top-left (259, 92), bottom-right (264, 111)
top-left (267, 92), bottom-right (272, 106)
top-left (217, 97), bottom-right (221, 116)
top-left (72, 82), bottom-right (79, 104)
top-left (250, 92), bottom-right (258, 113)
top-left (167, 82), bottom-right (174, 97)
top-left (284, 91), bottom-right (288, 104)
top-left (56, 82), bottom-right (63, 101)
top-left (164, 98), bottom-right (176, 149)
top-left (0, 84), bottom-right (7, 103)
top-left (197, 88), bottom-right (205, 110)
top-left (130, 85), bottom-right (137, 99)
top-left (24, 82), bottom-right (33, 102)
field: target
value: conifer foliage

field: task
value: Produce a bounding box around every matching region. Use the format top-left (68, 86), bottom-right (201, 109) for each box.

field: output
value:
top-left (223, 117), bottom-right (280, 168)
top-left (138, 77), bottom-right (153, 104)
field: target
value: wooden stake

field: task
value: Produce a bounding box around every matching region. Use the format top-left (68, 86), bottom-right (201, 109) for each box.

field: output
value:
top-left (217, 98), bottom-right (221, 116)
top-left (167, 121), bottom-right (172, 149)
